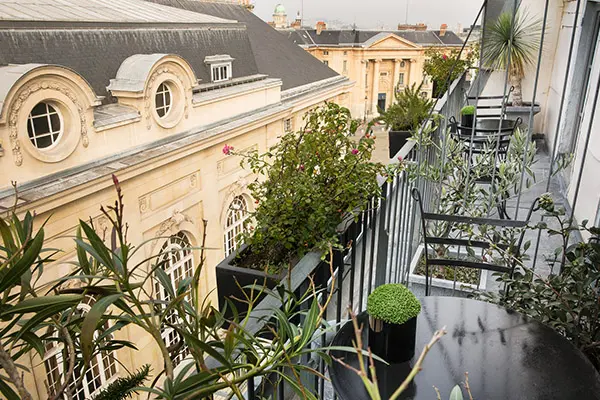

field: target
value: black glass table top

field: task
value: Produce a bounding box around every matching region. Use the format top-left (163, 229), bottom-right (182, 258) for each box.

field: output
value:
top-left (329, 297), bottom-right (600, 400)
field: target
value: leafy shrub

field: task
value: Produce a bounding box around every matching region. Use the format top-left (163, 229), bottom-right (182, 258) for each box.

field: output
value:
top-left (227, 103), bottom-right (397, 270)
top-left (480, 194), bottom-right (600, 370)
top-left (460, 105), bottom-right (476, 116)
top-left (375, 82), bottom-right (434, 132)
top-left (367, 284), bottom-right (421, 325)
top-left (423, 48), bottom-right (475, 98)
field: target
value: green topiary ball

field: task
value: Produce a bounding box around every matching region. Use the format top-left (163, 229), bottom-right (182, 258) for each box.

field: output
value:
top-left (367, 284), bottom-right (421, 325)
top-left (460, 105), bottom-right (476, 116)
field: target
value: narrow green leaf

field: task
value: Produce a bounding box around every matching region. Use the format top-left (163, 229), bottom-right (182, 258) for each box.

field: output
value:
top-left (449, 385), bottom-right (464, 400)
top-left (20, 332), bottom-right (45, 358)
top-left (2, 295), bottom-right (82, 316)
top-left (81, 294), bottom-right (123, 366)
top-left (0, 230), bottom-right (44, 293)
top-left (0, 378), bottom-right (20, 400)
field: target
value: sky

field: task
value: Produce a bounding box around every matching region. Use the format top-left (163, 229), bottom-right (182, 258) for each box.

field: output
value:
top-left (254, 0), bottom-right (481, 31)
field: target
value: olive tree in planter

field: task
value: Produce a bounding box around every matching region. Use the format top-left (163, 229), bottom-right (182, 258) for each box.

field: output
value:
top-left (373, 82), bottom-right (434, 158)
top-left (366, 284), bottom-right (421, 363)
top-left (219, 103), bottom-right (397, 316)
top-left (483, 10), bottom-right (542, 125)
top-left (407, 124), bottom-right (537, 293)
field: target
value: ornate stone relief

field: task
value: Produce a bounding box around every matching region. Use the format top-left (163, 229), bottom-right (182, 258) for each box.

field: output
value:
top-left (8, 81), bottom-right (89, 166)
top-left (144, 67), bottom-right (190, 130)
top-left (155, 210), bottom-right (193, 238)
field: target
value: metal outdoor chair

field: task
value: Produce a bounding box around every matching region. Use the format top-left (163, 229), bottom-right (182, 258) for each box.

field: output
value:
top-left (412, 188), bottom-right (540, 296)
top-left (448, 117), bottom-right (523, 219)
top-left (466, 88), bottom-right (513, 119)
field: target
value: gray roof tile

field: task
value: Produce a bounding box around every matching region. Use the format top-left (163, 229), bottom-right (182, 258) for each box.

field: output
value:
top-left (144, 0), bottom-right (339, 90)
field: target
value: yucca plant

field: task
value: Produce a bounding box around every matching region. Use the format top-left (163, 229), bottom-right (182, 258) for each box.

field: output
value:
top-left (482, 10), bottom-right (542, 106)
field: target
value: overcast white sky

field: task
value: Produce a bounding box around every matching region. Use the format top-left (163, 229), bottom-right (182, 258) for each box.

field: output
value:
top-left (254, 0), bottom-right (481, 30)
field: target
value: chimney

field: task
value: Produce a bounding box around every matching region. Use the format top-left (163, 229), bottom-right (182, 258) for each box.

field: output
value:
top-left (316, 21), bottom-right (327, 35)
top-left (440, 23), bottom-right (448, 37)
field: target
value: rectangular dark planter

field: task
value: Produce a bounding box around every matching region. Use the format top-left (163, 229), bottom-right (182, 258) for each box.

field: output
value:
top-left (215, 245), bottom-right (286, 321)
top-left (388, 130), bottom-right (411, 158)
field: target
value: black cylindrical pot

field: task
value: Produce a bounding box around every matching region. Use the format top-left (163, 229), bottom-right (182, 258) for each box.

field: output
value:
top-left (368, 316), bottom-right (417, 363)
top-left (461, 114), bottom-right (474, 129)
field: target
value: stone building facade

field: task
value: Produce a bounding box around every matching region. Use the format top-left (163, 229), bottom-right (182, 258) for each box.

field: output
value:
top-left (285, 25), bottom-right (464, 119)
top-left (0, 0), bottom-right (351, 398)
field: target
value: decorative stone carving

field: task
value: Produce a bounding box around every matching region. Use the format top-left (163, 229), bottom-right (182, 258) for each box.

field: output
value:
top-left (155, 210), bottom-right (193, 238)
top-left (8, 80), bottom-right (89, 166)
top-left (139, 196), bottom-right (149, 214)
top-left (144, 67), bottom-right (190, 130)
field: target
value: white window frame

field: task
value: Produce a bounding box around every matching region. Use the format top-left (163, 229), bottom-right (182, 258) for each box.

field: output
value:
top-left (323, 50), bottom-right (329, 56)
top-left (343, 60), bottom-right (348, 74)
top-left (27, 102), bottom-right (63, 150)
top-left (155, 232), bottom-right (194, 367)
top-left (399, 72), bottom-right (405, 86)
top-left (211, 62), bottom-right (232, 83)
top-left (44, 298), bottom-right (118, 400)
top-left (224, 196), bottom-right (249, 257)
top-left (284, 118), bottom-right (293, 133)
top-left (324, 60), bottom-right (329, 66)
top-left (155, 82), bottom-right (172, 119)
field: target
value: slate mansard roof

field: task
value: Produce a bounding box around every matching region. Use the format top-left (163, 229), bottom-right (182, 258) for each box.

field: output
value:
top-left (286, 29), bottom-right (464, 48)
top-left (144, 0), bottom-right (339, 90)
top-left (0, 0), bottom-right (339, 100)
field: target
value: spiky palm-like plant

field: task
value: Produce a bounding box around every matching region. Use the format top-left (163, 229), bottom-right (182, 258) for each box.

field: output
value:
top-left (483, 11), bottom-right (542, 106)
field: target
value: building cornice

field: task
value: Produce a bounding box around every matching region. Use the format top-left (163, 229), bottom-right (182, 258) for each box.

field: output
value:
top-left (0, 77), bottom-right (352, 213)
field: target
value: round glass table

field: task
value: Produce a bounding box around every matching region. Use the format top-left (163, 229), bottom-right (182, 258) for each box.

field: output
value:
top-left (329, 297), bottom-right (600, 400)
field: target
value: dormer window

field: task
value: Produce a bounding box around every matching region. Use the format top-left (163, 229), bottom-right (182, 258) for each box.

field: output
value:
top-left (211, 64), bottom-right (232, 83)
top-left (205, 55), bottom-right (235, 83)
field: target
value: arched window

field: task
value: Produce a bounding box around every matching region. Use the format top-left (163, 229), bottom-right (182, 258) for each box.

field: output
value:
top-left (155, 231), bottom-right (194, 367)
top-left (44, 297), bottom-right (118, 400)
top-left (224, 196), bottom-right (249, 257)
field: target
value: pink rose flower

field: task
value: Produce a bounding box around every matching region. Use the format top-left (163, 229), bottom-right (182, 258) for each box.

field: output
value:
top-left (398, 156), bottom-right (403, 162)
top-left (222, 144), bottom-right (234, 155)
top-left (351, 149), bottom-right (359, 155)
top-left (442, 54), bottom-right (448, 60)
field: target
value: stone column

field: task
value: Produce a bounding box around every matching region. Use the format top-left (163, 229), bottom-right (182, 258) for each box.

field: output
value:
top-left (360, 59), bottom-right (369, 120)
top-left (371, 59), bottom-right (380, 117)
top-left (406, 59), bottom-right (413, 86)
top-left (392, 59), bottom-right (401, 93)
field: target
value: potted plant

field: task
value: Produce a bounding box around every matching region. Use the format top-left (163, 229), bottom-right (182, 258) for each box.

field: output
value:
top-left (460, 105), bottom-right (476, 128)
top-left (374, 82), bottom-right (434, 158)
top-left (483, 10), bottom-right (542, 127)
top-left (218, 103), bottom-right (396, 316)
top-left (367, 283), bottom-right (421, 363)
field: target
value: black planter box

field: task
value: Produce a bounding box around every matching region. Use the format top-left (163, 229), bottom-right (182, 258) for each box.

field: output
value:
top-left (215, 245), bottom-right (286, 321)
top-left (461, 114), bottom-right (474, 129)
top-left (388, 130), bottom-right (411, 158)
top-left (368, 316), bottom-right (417, 363)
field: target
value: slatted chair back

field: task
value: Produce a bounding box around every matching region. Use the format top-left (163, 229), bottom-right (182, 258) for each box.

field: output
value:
top-left (466, 87), bottom-right (513, 119)
top-left (412, 188), bottom-right (540, 296)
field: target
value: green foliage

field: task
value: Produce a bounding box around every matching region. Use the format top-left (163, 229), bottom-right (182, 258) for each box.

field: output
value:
top-left (94, 364), bottom-right (151, 400)
top-left (367, 284), bottom-right (421, 325)
top-left (480, 196), bottom-right (600, 370)
top-left (423, 49), bottom-right (476, 98)
top-left (375, 82), bottom-right (434, 131)
top-left (229, 102), bottom-right (395, 270)
top-left (460, 105), bottom-right (475, 116)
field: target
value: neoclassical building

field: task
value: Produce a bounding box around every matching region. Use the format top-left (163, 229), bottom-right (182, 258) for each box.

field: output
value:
top-left (0, 0), bottom-right (351, 398)
top-left (285, 25), bottom-right (464, 119)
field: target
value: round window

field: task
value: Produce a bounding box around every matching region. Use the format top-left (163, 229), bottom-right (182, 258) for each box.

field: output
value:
top-left (155, 82), bottom-right (172, 119)
top-left (27, 102), bottom-right (62, 150)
